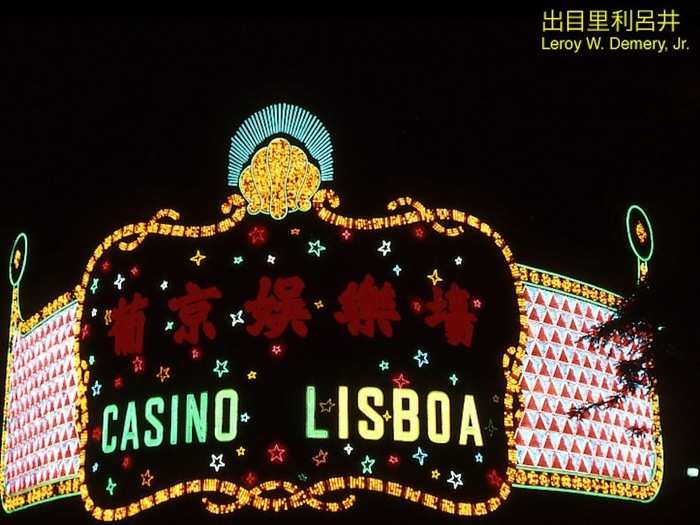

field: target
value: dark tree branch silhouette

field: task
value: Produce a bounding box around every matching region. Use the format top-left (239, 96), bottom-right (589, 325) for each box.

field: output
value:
top-left (567, 280), bottom-right (670, 432)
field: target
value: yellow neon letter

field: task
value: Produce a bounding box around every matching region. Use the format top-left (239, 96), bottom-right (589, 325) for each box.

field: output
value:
top-left (338, 385), bottom-right (349, 439)
top-left (393, 388), bottom-right (420, 442)
top-left (458, 394), bottom-right (483, 446)
top-left (358, 387), bottom-right (384, 440)
top-left (427, 391), bottom-right (451, 444)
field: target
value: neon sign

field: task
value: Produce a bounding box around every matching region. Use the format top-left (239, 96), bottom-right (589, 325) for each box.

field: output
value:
top-left (1, 104), bottom-right (662, 519)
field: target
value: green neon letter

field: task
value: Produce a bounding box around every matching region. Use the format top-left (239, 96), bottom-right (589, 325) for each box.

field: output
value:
top-left (305, 386), bottom-right (329, 439)
top-left (144, 397), bottom-right (165, 447)
top-left (185, 392), bottom-right (208, 443)
top-left (120, 401), bottom-right (140, 451)
top-left (214, 389), bottom-right (238, 442)
top-left (101, 404), bottom-right (118, 454)
top-left (170, 394), bottom-right (179, 445)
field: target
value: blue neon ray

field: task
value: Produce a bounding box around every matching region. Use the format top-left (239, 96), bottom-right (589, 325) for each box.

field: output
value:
top-left (228, 103), bottom-right (334, 187)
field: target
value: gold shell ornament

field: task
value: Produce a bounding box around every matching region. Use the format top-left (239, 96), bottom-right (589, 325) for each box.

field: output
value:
top-left (239, 137), bottom-right (321, 219)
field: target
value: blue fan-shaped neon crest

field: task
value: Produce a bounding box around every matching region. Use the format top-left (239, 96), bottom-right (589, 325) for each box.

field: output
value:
top-left (228, 103), bottom-right (333, 187)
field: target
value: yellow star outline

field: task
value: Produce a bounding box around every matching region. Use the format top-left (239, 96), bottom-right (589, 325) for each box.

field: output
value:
top-left (427, 269), bottom-right (443, 286)
top-left (382, 410), bottom-right (392, 422)
top-left (314, 300), bottom-right (324, 309)
top-left (236, 446), bottom-right (246, 457)
top-left (319, 398), bottom-right (335, 412)
top-left (247, 370), bottom-right (257, 380)
top-left (190, 249), bottom-right (206, 266)
top-left (140, 469), bottom-right (154, 487)
top-left (156, 366), bottom-right (171, 383)
top-left (431, 469), bottom-right (441, 479)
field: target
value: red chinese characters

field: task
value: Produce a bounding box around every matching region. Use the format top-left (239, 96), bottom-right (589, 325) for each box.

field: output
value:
top-left (108, 292), bottom-right (149, 356)
top-left (245, 276), bottom-right (311, 338)
top-left (335, 274), bottom-right (400, 337)
top-left (168, 282), bottom-right (222, 345)
top-left (424, 283), bottom-right (478, 347)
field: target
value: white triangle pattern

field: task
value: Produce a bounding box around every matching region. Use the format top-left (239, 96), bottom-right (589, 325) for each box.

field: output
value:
top-left (515, 285), bottom-right (656, 484)
top-left (2, 303), bottom-right (81, 495)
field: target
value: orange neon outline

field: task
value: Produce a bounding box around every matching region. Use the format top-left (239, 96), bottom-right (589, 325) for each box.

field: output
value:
top-left (59, 188), bottom-right (528, 519)
top-left (511, 267), bottom-right (663, 502)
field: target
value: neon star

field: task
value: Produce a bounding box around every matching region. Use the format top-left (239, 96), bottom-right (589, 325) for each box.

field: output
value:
top-left (91, 462), bottom-right (99, 473)
top-left (413, 349), bottom-right (429, 368)
top-left (267, 254), bottom-right (276, 264)
top-left (298, 473), bottom-right (308, 481)
top-left (388, 455), bottom-right (400, 465)
top-left (247, 370), bottom-right (257, 380)
top-left (106, 477), bottom-right (117, 495)
top-left (454, 256), bottom-right (463, 265)
top-left (382, 410), bottom-right (392, 422)
top-left (249, 224), bottom-right (269, 249)
top-left (213, 360), bottom-right (230, 378)
top-left (475, 452), bottom-right (484, 463)
top-left (340, 229), bottom-right (352, 241)
top-left (308, 240), bottom-right (326, 257)
top-left (377, 240), bottom-right (391, 256)
top-left (165, 320), bottom-right (174, 331)
top-left (427, 269), bottom-right (443, 286)
top-left (233, 256), bottom-right (244, 265)
top-left (91, 381), bottom-right (102, 397)
top-left (361, 455), bottom-right (375, 474)
top-left (449, 373), bottom-right (459, 386)
top-left (271, 344), bottom-right (283, 355)
top-left (88, 355), bottom-right (95, 366)
top-left (156, 366), bottom-right (170, 383)
top-left (240, 412), bottom-right (250, 423)
top-left (114, 273), bottom-right (125, 290)
top-left (485, 419), bottom-right (498, 437)
top-left (314, 300), bottom-right (324, 309)
top-left (412, 447), bottom-right (428, 466)
top-left (312, 449), bottom-right (328, 466)
top-left (392, 264), bottom-right (402, 276)
top-left (392, 373), bottom-right (411, 389)
top-left (91, 308), bottom-right (98, 317)
top-left (268, 443), bottom-right (286, 463)
top-left (140, 469), bottom-right (154, 487)
top-left (492, 394), bottom-right (500, 403)
top-left (236, 446), bottom-right (246, 457)
top-left (230, 309), bottom-right (245, 327)
top-left (431, 469), bottom-right (441, 479)
top-left (160, 280), bottom-right (168, 290)
top-left (447, 470), bottom-right (463, 489)
top-left (190, 250), bottom-right (206, 266)
top-left (210, 454), bottom-right (225, 472)
top-left (90, 278), bottom-right (99, 294)
top-left (132, 355), bottom-right (145, 373)
top-left (343, 443), bottom-right (354, 455)
top-left (290, 228), bottom-right (301, 236)
top-left (378, 360), bottom-right (389, 371)
top-left (319, 398), bottom-right (335, 412)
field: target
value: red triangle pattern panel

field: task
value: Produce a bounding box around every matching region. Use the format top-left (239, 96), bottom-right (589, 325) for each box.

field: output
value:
top-left (516, 285), bottom-right (656, 485)
top-left (2, 303), bottom-right (81, 495)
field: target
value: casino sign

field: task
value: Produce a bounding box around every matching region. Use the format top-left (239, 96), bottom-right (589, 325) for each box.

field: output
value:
top-left (1, 104), bottom-right (662, 519)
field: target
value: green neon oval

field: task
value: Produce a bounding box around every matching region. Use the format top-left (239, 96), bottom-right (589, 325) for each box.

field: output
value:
top-left (626, 205), bottom-right (654, 262)
top-left (8, 232), bottom-right (28, 288)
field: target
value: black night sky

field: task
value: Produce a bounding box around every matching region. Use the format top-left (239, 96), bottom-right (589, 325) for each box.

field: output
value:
top-left (1, 15), bottom-right (698, 525)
